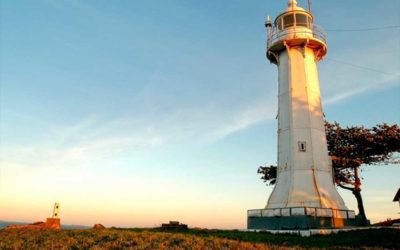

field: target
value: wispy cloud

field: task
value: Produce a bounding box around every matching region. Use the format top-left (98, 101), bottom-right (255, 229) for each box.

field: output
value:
top-left (0, 96), bottom-right (276, 171)
top-left (210, 100), bottom-right (276, 139)
top-left (324, 75), bottom-right (400, 105)
top-left (0, 115), bottom-right (165, 171)
top-left (320, 31), bottom-right (400, 105)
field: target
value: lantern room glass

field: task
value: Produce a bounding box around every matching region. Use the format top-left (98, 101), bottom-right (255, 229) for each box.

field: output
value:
top-left (275, 13), bottom-right (312, 30)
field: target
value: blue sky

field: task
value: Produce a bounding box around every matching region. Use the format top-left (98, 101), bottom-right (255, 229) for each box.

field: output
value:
top-left (0, 0), bottom-right (399, 228)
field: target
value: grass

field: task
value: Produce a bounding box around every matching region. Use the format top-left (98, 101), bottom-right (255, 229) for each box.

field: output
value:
top-left (151, 228), bottom-right (399, 249)
top-left (0, 227), bottom-right (398, 249)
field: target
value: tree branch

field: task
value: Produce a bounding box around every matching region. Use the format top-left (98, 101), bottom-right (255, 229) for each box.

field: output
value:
top-left (337, 183), bottom-right (355, 192)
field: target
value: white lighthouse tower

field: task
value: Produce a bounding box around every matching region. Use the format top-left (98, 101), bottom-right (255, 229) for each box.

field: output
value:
top-left (248, 0), bottom-right (356, 229)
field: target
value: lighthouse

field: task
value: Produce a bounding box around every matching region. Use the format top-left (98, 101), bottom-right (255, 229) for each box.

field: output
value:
top-left (248, 0), bottom-right (356, 230)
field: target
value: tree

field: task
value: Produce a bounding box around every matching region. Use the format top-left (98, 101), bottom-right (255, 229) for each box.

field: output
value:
top-left (258, 122), bottom-right (400, 225)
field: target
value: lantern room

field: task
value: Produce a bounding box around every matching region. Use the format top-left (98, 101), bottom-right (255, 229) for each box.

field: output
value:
top-left (266, 0), bottom-right (327, 64)
top-left (275, 2), bottom-right (313, 30)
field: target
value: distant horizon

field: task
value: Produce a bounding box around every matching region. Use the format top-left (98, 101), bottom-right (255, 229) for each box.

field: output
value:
top-left (0, 219), bottom-right (241, 230)
top-left (0, 220), bottom-right (89, 229)
top-left (1, 0), bottom-right (399, 228)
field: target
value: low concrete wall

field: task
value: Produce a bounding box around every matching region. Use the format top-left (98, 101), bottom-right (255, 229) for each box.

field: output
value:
top-left (248, 215), bottom-right (359, 230)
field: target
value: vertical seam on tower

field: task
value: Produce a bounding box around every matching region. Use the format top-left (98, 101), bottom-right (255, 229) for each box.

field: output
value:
top-left (303, 45), bottom-right (323, 208)
top-left (284, 42), bottom-right (293, 208)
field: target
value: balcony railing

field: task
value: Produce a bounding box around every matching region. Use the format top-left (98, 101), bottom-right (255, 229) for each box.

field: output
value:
top-left (267, 24), bottom-right (327, 49)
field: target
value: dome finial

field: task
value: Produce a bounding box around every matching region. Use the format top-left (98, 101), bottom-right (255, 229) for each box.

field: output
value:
top-left (288, 0), bottom-right (298, 7)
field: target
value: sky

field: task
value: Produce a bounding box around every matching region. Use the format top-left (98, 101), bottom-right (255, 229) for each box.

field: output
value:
top-left (0, 0), bottom-right (399, 229)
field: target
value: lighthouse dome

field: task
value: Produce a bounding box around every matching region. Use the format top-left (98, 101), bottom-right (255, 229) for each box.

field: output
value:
top-left (285, 0), bottom-right (306, 12)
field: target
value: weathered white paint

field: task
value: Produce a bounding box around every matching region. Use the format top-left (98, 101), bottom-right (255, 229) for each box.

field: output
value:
top-left (265, 0), bottom-right (349, 212)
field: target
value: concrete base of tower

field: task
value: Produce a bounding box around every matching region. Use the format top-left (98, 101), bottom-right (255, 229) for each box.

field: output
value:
top-left (247, 207), bottom-right (360, 230)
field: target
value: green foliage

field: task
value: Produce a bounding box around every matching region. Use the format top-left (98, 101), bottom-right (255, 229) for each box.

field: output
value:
top-left (325, 122), bottom-right (400, 189)
top-left (257, 165), bottom-right (277, 186)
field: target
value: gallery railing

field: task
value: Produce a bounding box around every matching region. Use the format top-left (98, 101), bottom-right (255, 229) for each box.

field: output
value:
top-left (267, 24), bottom-right (327, 49)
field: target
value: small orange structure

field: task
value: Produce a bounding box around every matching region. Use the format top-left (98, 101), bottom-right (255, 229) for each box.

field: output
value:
top-left (45, 218), bottom-right (61, 229)
top-left (5, 202), bottom-right (61, 230)
top-left (45, 202), bottom-right (61, 229)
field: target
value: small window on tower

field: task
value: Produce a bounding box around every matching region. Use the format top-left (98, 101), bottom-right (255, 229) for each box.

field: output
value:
top-left (298, 141), bottom-right (306, 152)
top-left (283, 14), bottom-right (294, 29)
top-left (276, 17), bottom-right (283, 30)
top-left (295, 14), bottom-right (308, 27)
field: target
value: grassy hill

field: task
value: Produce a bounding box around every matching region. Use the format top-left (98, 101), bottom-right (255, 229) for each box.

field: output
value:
top-left (0, 227), bottom-right (398, 249)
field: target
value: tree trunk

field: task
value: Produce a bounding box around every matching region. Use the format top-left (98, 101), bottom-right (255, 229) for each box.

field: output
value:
top-left (352, 188), bottom-right (368, 225)
top-left (353, 166), bottom-right (368, 225)
top-left (338, 183), bottom-right (369, 225)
